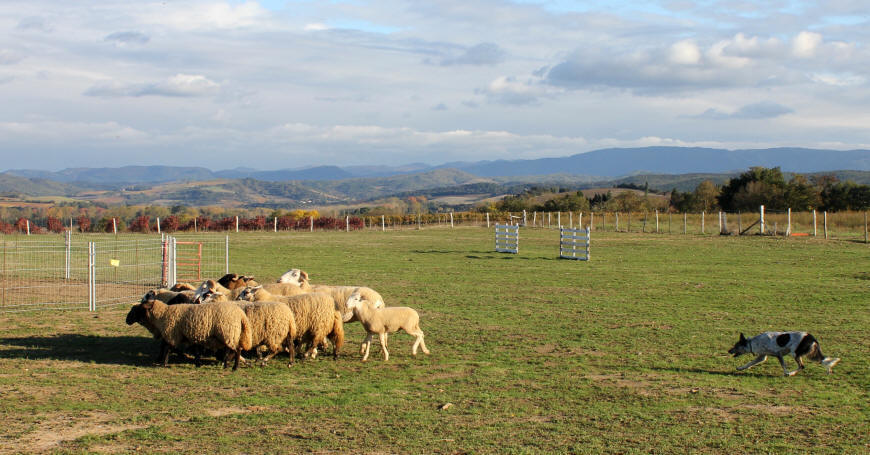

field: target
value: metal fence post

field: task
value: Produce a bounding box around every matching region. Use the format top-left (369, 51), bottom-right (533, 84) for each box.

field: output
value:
top-left (225, 235), bottom-right (229, 274)
top-left (65, 230), bottom-right (71, 280)
top-left (88, 242), bottom-right (95, 311)
top-left (171, 236), bottom-right (177, 287)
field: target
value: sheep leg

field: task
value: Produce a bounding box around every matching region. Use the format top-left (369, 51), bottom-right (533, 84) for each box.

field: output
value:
top-left (232, 349), bottom-right (241, 371)
top-left (362, 333), bottom-right (373, 361)
top-left (159, 341), bottom-right (171, 367)
top-left (285, 338), bottom-right (295, 367)
top-left (260, 347), bottom-right (279, 364)
top-left (379, 332), bottom-right (389, 361)
top-left (411, 329), bottom-right (430, 355)
top-left (361, 333), bottom-right (373, 358)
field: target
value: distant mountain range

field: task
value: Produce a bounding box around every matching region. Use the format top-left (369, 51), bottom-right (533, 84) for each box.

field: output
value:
top-left (5, 147), bottom-right (870, 184)
top-left (2, 147), bottom-right (870, 207)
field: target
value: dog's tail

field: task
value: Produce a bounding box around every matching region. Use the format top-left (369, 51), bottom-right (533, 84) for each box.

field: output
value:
top-left (805, 335), bottom-right (825, 362)
top-left (801, 334), bottom-right (840, 373)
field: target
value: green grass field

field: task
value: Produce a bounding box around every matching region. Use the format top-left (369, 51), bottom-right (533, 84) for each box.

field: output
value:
top-left (1, 228), bottom-right (868, 454)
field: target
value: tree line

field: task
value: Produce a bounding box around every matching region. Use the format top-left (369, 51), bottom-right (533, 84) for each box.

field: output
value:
top-left (487, 167), bottom-right (870, 214)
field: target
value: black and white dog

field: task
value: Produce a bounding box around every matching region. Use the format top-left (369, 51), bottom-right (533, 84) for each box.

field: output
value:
top-left (728, 331), bottom-right (840, 376)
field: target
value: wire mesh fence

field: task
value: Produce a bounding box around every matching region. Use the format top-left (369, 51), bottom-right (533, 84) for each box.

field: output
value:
top-left (0, 234), bottom-right (229, 313)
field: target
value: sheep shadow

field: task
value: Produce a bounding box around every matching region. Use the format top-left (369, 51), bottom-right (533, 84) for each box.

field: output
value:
top-left (0, 333), bottom-right (160, 366)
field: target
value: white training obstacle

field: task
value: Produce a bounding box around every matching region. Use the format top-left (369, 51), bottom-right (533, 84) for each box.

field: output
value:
top-left (494, 224), bottom-right (519, 254)
top-left (559, 226), bottom-right (590, 261)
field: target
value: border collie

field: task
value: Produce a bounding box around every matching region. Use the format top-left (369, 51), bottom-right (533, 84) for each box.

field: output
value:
top-left (728, 331), bottom-right (840, 376)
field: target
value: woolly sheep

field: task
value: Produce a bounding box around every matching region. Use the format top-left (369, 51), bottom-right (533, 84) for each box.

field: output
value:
top-left (236, 301), bottom-right (297, 366)
top-left (346, 293), bottom-right (429, 362)
top-left (240, 288), bottom-right (344, 360)
top-left (193, 279), bottom-right (247, 303)
top-left (141, 288), bottom-right (196, 305)
top-left (126, 299), bottom-right (253, 371)
top-left (197, 290), bottom-right (297, 366)
top-left (217, 273), bottom-right (260, 291)
top-left (169, 282), bottom-right (197, 292)
top-left (277, 269), bottom-right (385, 322)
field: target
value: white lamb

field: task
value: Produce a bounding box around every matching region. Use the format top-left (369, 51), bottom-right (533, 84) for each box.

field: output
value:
top-left (345, 293), bottom-right (429, 361)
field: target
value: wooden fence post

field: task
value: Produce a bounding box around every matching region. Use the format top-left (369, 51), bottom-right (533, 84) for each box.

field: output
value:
top-left (683, 212), bottom-right (687, 234)
top-left (701, 211), bottom-right (705, 234)
top-left (786, 208), bottom-right (792, 236)
top-left (813, 210), bottom-right (817, 237)
top-left (865, 212), bottom-right (868, 244)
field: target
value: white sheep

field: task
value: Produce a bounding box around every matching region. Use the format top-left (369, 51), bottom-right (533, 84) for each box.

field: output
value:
top-left (277, 269), bottom-right (385, 321)
top-left (345, 293), bottom-right (429, 362)
top-left (126, 299), bottom-right (253, 371)
top-left (238, 287), bottom-right (344, 360)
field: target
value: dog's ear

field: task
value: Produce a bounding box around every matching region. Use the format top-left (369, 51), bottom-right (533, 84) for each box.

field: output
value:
top-left (739, 333), bottom-right (746, 342)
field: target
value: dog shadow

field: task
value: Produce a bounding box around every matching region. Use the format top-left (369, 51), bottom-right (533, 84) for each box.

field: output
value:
top-left (649, 365), bottom-right (768, 378)
top-left (0, 333), bottom-right (160, 366)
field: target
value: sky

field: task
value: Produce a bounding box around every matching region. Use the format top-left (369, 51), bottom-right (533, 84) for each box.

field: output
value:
top-left (0, 0), bottom-right (868, 171)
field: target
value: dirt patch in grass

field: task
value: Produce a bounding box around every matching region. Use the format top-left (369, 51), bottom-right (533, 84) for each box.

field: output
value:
top-left (8, 411), bottom-right (145, 454)
top-left (534, 343), bottom-right (556, 354)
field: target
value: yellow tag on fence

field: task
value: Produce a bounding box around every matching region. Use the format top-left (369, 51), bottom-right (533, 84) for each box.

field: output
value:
top-left (110, 259), bottom-right (120, 267)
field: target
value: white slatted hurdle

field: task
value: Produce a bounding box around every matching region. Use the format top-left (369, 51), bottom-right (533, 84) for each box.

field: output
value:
top-left (560, 226), bottom-right (590, 261)
top-left (494, 224), bottom-right (519, 254)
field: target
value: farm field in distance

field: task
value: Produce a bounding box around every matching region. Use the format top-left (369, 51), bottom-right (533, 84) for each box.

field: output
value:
top-left (0, 228), bottom-right (868, 454)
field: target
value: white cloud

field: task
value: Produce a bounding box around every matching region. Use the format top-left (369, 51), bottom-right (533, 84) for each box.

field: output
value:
top-left (85, 74), bottom-right (220, 98)
top-left (792, 31), bottom-right (823, 58)
top-left (142, 1), bottom-right (268, 31)
top-left (669, 40), bottom-right (700, 65)
top-left (304, 23), bottom-right (329, 31)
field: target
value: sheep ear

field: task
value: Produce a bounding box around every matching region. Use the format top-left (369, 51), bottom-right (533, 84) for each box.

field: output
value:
top-left (739, 333), bottom-right (746, 341)
top-left (300, 270), bottom-right (308, 281)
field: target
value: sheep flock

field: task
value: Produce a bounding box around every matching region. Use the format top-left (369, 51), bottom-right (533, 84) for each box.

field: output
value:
top-left (126, 269), bottom-right (430, 371)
